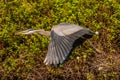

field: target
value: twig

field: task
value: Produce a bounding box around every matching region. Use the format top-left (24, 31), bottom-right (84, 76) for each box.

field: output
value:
top-left (87, 40), bottom-right (105, 54)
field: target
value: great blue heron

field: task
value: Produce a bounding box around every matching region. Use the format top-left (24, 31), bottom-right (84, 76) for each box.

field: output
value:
top-left (17, 23), bottom-right (98, 66)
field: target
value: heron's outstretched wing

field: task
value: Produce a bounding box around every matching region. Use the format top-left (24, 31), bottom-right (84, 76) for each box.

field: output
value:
top-left (44, 31), bottom-right (73, 66)
top-left (44, 23), bottom-right (94, 66)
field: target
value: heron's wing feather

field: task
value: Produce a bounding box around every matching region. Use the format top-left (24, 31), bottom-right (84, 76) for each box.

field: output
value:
top-left (67, 29), bottom-right (86, 39)
top-left (62, 26), bottom-right (82, 36)
top-left (44, 31), bottom-right (74, 66)
top-left (44, 24), bottom-right (94, 66)
top-left (53, 23), bottom-right (84, 36)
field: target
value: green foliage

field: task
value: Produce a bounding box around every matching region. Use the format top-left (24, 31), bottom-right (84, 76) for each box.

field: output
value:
top-left (0, 0), bottom-right (120, 79)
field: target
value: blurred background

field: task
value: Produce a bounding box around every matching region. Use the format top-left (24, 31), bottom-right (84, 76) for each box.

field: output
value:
top-left (0, 0), bottom-right (120, 80)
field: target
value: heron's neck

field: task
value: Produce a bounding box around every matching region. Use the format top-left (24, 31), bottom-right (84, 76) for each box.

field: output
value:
top-left (35, 29), bottom-right (50, 36)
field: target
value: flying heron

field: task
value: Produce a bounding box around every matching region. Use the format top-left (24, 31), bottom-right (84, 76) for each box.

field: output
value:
top-left (17, 23), bottom-right (98, 66)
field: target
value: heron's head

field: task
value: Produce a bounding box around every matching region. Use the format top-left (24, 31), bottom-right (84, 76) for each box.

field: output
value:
top-left (16, 29), bottom-right (35, 35)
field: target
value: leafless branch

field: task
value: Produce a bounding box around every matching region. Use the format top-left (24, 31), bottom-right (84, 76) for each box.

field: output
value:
top-left (87, 40), bottom-right (105, 54)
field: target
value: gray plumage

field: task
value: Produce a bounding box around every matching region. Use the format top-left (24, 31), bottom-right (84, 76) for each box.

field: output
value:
top-left (16, 23), bottom-right (94, 66)
top-left (44, 23), bottom-right (94, 66)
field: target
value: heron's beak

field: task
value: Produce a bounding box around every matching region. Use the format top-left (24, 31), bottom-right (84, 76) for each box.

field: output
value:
top-left (16, 29), bottom-right (34, 35)
top-left (16, 31), bottom-right (26, 35)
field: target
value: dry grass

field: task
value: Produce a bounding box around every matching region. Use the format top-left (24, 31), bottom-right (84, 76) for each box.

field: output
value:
top-left (24, 51), bottom-right (120, 80)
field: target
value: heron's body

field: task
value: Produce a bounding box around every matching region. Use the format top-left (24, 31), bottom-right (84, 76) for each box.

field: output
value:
top-left (44, 23), bottom-right (94, 66)
top-left (17, 23), bottom-right (95, 66)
